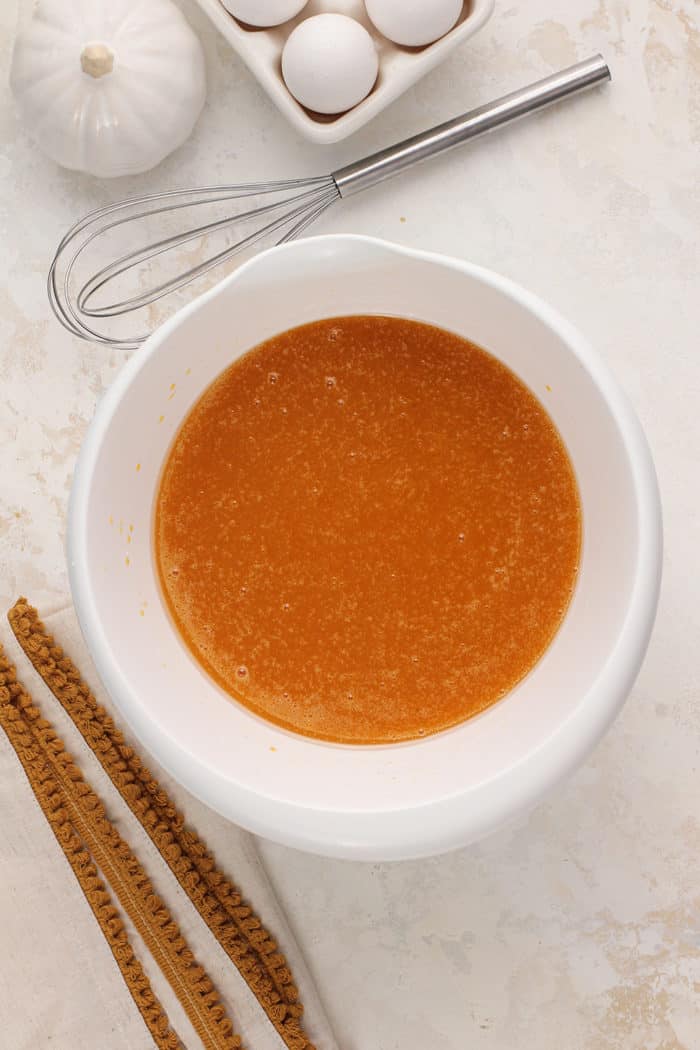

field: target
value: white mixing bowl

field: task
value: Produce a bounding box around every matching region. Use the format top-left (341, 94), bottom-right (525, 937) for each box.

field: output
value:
top-left (68, 235), bottom-right (662, 861)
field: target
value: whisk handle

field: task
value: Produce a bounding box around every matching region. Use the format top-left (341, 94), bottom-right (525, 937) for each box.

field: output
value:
top-left (332, 55), bottom-right (610, 198)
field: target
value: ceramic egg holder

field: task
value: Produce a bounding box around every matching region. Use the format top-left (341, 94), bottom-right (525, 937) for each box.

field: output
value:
top-left (193, 0), bottom-right (494, 143)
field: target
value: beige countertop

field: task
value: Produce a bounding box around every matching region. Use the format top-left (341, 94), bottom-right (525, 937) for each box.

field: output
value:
top-left (1, 1), bottom-right (699, 1047)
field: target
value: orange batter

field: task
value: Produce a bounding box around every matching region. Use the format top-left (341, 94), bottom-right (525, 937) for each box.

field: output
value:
top-left (155, 316), bottom-right (581, 744)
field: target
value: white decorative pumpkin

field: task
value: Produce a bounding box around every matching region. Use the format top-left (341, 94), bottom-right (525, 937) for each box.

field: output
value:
top-left (10, 0), bottom-right (207, 178)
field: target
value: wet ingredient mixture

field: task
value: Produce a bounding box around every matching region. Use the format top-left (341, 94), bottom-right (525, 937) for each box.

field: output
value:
top-left (155, 316), bottom-right (581, 744)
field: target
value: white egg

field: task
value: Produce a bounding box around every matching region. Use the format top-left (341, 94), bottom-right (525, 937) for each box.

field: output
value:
top-left (221, 0), bottom-right (309, 28)
top-left (365, 0), bottom-right (463, 47)
top-left (282, 14), bottom-right (379, 115)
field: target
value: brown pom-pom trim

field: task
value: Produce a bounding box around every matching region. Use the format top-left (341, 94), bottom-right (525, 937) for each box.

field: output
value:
top-left (9, 599), bottom-right (316, 1050)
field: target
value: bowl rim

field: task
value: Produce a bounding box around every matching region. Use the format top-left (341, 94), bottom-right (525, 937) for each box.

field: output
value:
top-left (68, 235), bottom-right (663, 859)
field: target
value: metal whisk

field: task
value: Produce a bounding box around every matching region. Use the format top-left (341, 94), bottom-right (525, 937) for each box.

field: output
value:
top-left (49, 55), bottom-right (610, 350)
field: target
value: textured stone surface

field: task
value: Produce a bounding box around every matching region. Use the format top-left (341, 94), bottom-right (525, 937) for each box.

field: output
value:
top-left (1, 1), bottom-right (698, 1047)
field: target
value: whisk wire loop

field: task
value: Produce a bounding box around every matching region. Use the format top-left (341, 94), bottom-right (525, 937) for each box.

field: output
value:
top-left (48, 177), bottom-right (339, 349)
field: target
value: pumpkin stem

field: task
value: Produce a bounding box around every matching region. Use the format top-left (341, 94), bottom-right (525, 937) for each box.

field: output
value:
top-left (80, 43), bottom-right (115, 79)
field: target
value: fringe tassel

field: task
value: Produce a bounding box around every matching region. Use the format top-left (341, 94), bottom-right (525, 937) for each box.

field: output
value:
top-left (9, 599), bottom-right (316, 1050)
